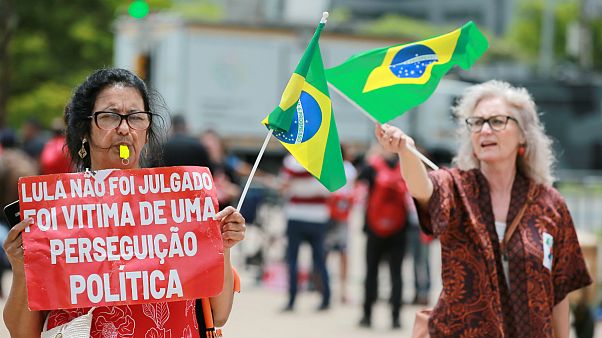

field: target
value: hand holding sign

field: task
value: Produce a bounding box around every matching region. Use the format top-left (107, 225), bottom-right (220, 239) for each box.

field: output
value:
top-left (216, 206), bottom-right (246, 249)
top-left (1, 217), bottom-right (33, 268)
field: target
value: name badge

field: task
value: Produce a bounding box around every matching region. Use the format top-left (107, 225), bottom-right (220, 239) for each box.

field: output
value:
top-left (542, 232), bottom-right (554, 271)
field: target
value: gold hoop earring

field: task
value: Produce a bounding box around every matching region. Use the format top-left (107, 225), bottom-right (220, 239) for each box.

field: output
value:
top-left (78, 138), bottom-right (88, 159)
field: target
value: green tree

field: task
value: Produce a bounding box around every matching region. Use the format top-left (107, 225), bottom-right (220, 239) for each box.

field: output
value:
top-left (0, 0), bottom-right (172, 130)
top-left (1, 0), bottom-right (124, 129)
top-left (0, 0), bottom-right (17, 129)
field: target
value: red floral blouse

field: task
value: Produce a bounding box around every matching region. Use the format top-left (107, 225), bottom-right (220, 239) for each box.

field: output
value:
top-left (417, 168), bottom-right (592, 338)
top-left (47, 301), bottom-right (200, 338)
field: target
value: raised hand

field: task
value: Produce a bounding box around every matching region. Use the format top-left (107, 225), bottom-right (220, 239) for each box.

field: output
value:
top-left (374, 123), bottom-right (416, 154)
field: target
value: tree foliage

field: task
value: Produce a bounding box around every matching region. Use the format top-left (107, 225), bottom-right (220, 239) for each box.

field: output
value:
top-left (170, 1), bottom-right (223, 21)
top-left (1, 0), bottom-right (122, 129)
top-left (1, 0), bottom-right (175, 129)
top-left (358, 14), bottom-right (456, 40)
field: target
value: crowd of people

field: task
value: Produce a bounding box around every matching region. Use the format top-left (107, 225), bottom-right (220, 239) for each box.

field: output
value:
top-left (0, 68), bottom-right (594, 338)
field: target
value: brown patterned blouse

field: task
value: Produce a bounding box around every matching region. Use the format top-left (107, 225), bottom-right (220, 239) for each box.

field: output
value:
top-left (417, 168), bottom-right (592, 338)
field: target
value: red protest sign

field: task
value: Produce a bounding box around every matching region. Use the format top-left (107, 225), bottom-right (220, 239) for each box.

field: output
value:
top-left (18, 166), bottom-right (223, 311)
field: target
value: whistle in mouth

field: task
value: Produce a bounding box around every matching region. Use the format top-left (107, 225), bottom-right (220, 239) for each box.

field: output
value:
top-left (119, 145), bottom-right (130, 160)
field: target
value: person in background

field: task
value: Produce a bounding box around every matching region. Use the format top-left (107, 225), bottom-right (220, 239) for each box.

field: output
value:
top-left (0, 128), bottom-right (38, 298)
top-left (2, 68), bottom-right (246, 337)
top-left (21, 118), bottom-right (47, 161)
top-left (163, 118), bottom-right (242, 332)
top-left (357, 147), bottom-right (409, 330)
top-left (0, 129), bottom-right (38, 210)
top-left (325, 145), bottom-right (357, 304)
top-left (39, 118), bottom-right (73, 174)
top-left (406, 188), bottom-right (431, 306)
top-left (280, 153), bottom-right (331, 312)
top-left (200, 129), bottom-right (241, 207)
top-left (377, 80), bottom-right (591, 337)
top-left (162, 114), bottom-right (212, 169)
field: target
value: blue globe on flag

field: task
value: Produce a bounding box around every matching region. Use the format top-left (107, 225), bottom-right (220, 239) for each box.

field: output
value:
top-left (273, 91), bottom-right (322, 144)
top-left (389, 44), bottom-right (438, 79)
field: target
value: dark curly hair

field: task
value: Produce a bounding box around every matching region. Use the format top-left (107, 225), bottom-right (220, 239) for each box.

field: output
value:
top-left (64, 68), bottom-right (167, 170)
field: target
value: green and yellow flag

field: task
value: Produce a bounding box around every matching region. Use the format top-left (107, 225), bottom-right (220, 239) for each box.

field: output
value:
top-left (263, 19), bottom-right (346, 192)
top-left (326, 21), bottom-right (488, 123)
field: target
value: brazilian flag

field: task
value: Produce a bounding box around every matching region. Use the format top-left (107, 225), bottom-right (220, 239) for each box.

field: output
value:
top-left (326, 21), bottom-right (488, 123)
top-left (263, 21), bottom-right (346, 192)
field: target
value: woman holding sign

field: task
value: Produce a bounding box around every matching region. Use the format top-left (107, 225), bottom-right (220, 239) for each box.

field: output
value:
top-left (3, 68), bottom-right (246, 337)
top-left (375, 80), bottom-right (591, 337)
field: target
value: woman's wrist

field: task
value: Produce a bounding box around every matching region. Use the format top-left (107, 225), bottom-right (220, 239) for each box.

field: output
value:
top-left (398, 144), bottom-right (415, 162)
top-left (223, 248), bottom-right (231, 266)
top-left (10, 265), bottom-right (26, 280)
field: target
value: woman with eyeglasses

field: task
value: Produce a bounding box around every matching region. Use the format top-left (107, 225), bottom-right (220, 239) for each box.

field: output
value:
top-left (2, 68), bottom-right (245, 337)
top-left (375, 80), bottom-right (591, 337)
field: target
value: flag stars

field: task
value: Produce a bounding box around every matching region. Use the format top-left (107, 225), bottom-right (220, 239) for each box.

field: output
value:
top-left (387, 45), bottom-right (439, 79)
top-left (389, 58), bottom-right (436, 79)
top-left (275, 130), bottom-right (298, 143)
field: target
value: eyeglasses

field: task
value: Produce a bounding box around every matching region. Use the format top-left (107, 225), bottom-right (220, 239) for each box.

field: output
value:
top-left (90, 111), bottom-right (153, 131)
top-left (465, 115), bottom-right (518, 133)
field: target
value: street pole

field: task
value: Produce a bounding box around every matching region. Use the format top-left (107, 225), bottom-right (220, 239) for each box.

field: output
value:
top-left (578, 0), bottom-right (593, 69)
top-left (539, 0), bottom-right (555, 76)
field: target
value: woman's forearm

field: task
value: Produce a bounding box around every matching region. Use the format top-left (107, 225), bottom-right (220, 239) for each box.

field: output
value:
top-left (375, 124), bottom-right (433, 205)
top-left (398, 146), bottom-right (433, 205)
top-left (4, 268), bottom-right (45, 337)
top-left (552, 296), bottom-right (569, 338)
top-left (209, 249), bottom-right (235, 327)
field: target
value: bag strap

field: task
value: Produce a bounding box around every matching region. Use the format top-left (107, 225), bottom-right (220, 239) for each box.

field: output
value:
top-left (500, 184), bottom-right (537, 261)
top-left (201, 298), bottom-right (221, 338)
top-left (201, 268), bottom-right (240, 338)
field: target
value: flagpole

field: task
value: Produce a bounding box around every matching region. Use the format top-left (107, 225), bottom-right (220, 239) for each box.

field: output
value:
top-left (327, 82), bottom-right (439, 171)
top-left (236, 129), bottom-right (273, 212)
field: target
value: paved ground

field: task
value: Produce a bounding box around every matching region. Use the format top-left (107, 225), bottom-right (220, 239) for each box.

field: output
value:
top-left (225, 271), bottom-right (430, 337)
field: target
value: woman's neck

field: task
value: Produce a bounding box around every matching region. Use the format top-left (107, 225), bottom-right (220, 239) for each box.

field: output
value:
top-left (480, 160), bottom-right (517, 195)
top-left (90, 163), bottom-right (139, 171)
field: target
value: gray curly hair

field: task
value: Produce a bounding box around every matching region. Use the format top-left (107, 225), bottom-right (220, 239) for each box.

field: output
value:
top-left (452, 80), bottom-right (556, 186)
